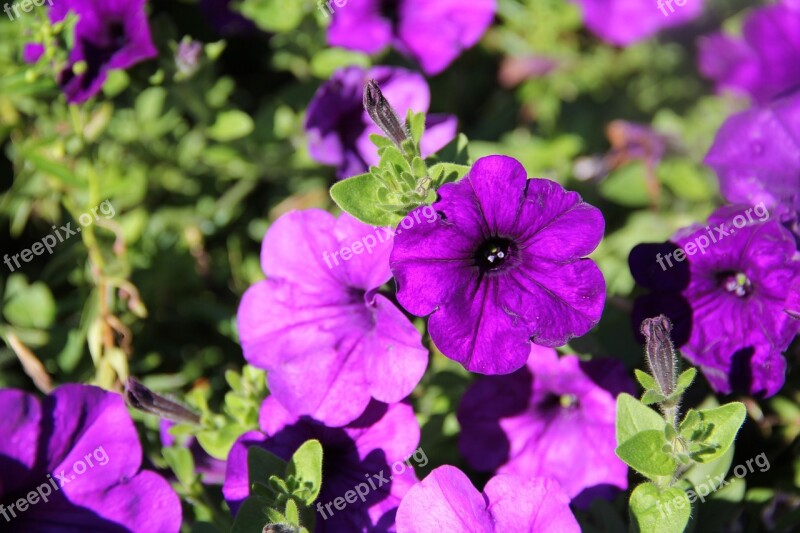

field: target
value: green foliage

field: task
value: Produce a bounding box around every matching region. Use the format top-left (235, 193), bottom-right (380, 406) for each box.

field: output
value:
top-left (630, 483), bottom-right (691, 533)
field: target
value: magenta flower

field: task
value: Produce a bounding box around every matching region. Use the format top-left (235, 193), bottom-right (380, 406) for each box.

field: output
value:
top-left (325, 0), bottom-right (496, 75)
top-left (224, 397), bottom-right (421, 532)
top-left (457, 346), bottom-right (633, 507)
top-left (390, 155), bottom-right (606, 375)
top-left (0, 384), bottom-right (181, 532)
top-left (237, 209), bottom-right (428, 426)
top-left (704, 92), bottom-right (800, 234)
top-left (305, 65), bottom-right (457, 179)
top-left (45, 0), bottom-right (157, 103)
top-left (395, 465), bottom-right (579, 532)
top-left (698, 1), bottom-right (800, 103)
top-left (629, 207), bottom-right (800, 397)
top-left (572, 0), bottom-right (704, 46)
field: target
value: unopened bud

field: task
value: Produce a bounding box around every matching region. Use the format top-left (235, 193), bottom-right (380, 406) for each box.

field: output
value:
top-left (124, 377), bottom-right (201, 425)
top-left (363, 79), bottom-right (408, 149)
top-left (640, 315), bottom-right (677, 397)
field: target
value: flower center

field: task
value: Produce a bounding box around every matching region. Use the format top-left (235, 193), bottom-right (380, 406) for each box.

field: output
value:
top-left (718, 271), bottom-right (753, 298)
top-left (474, 238), bottom-right (514, 272)
top-left (559, 394), bottom-right (578, 409)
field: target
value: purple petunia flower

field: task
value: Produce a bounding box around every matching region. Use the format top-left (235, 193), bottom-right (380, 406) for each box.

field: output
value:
top-left (629, 207), bottom-right (800, 397)
top-left (698, 1), bottom-right (800, 103)
top-left (572, 0), bottom-right (704, 46)
top-left (224, 397), bottom-right (421, 532)
top-left (0, 384), bottom-right (182, 532)
top-left (305, 65), bottom-right (457, 179)
top-left (390, 155), bottom-right (606, 375)
top-left (457, 345), bottom-right (633, 508)
top-left (324, 0), bottom-right (496, 76)
top-left (395, 465), bottom-right (579, 532)
top-left (45, 0), bottom-right (157, 103)
top-left (237, 209), bottom-right (428, 426)
top-left (704, 92), bottom-right (800, 235)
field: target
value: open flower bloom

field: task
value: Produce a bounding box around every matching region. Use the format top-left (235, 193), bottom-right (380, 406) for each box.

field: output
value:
top-left (305, 65), bottom-right (457, 179)
top-left (629, 207), bottom-right (800, 397)
top-left (224, 398), bottom-right (420, 532)
top-left (458, 346), bottom-right (633, 507)
top-left (48, 0), bottom-right (158, 103)
top-left (326, 0), bottom-right (496, 75)
top-left (0, 384), bottom-right (182, 532)
top-left (237, 209), bottom-right (428, 426)
top-left (395, 465), bottom-right (579, 532)
top-left (572, 0), bottom-right (704, 46)
top-left (704, 92), bottom-right (800, 236)
top-left (698, 1), bottom-right (800, 103)
top-left (390, 155), bottom-right (606, 375)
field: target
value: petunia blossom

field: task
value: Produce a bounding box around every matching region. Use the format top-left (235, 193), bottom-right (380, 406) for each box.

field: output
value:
top-left (395, 465), bottom-right (579, 532)
top-left (390, 155), bottom-right (606, 375)
top-left (237, 209), bottom-right (428, 426)
top-left (47, 0), bottom-right (158, 103)
top-left (0, 384), bottom-right (182, 532)
top-left (704, 91), bottom-right (800, 235)
top-left (305, 65), bottom-right (457, 179)
top-left (457, 345), bottom-right (633, 507)
top-left (572, 0), bottom-right (704, 47)
top-left (629, 207), bottom-right (800, 397)
top-left (698, 1), bottom-right (800, 103)
top-left (224, 397), bottom-right (421, 532)
top-left (325, 0), bottom-right (496, 75)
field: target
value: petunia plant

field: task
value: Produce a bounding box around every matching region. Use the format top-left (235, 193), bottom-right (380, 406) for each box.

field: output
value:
top-left (329, 79), bottom-right (470, 226)
top-left (617, 316), bottom-right (747, 533)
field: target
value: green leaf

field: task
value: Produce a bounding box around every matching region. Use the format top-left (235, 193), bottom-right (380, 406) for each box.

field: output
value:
top-left (285, 498), bottom-right (300, 525)
top-left (231, 497), bottom-right (269, 533)
top-left (208, 110), bottom-right (254, 142)
top-left (684, 441), bottom-right (734, 491)
top-left (197, 422), bottom-right (248, 460)
top-left (237, 0), bottom-right (304, 32)
top-left (407, 110), bottom-right (426, 146)
top-left (21, 150), bottom-right (83, 187)
top-left (672, 368), bottom-right (697, 397)
top-left (3, 279), bottom-right (56, 329)
top-left (135, 87), bottom-right (167, 123)
top-left (286, 439), bottom-right (323, 505)
top-left (369, 134), bottom-right (396, 151)
top-left (248, 446), bottom-right (288, 487)
top-left (310, 48), bottom-right (370, 78)
top-left (635, 369), bottom-right (658, 391)
top-left (330, 173), bottom-right (403, 226)
top-left (429, 162), bottom-right (470, 187)
top-left (616, 430), bottom-right (676, 479)
top-left (630, 483), bottom-right (691, 533)
top-left (679, 402), bottom-right (746, 463)
top-left (641, 390), bottom-right (666, 406)
top-left (599, 161), bottom-right (652, 207)
top-left (616, 393), bottom-right (666, 444)
top-left (163, 447), bottom-right (196, 488)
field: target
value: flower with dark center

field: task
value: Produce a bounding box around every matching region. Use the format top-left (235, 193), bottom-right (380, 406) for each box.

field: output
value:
top-left (457, 346), bottom-right (633, 508)
top-left (326, 0), bottom-right (496, 75)
top-left (390, 155), bottom-right (606, 374)
top-left (629, 206), bottom-right (800, 397)
top-left (48, 0), bottom-right (157, 103)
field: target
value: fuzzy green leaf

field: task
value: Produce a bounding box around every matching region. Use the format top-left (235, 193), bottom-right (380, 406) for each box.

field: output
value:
top-left (616, 430), bottom-right (677, 479)
top-left (630, 483), bottom-right (691, 533)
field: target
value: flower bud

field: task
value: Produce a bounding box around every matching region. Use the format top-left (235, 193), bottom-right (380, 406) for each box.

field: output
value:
top-left (124, 377), bottom-right (201, 425)
top-left (640, 315), bottom-right (677, 397)
top-left (363, 79), bottom-right (408, 149)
